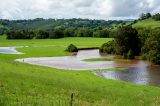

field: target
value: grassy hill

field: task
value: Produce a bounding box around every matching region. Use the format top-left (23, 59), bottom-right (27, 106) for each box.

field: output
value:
top-left (133, 18), bottom-right (160, 28)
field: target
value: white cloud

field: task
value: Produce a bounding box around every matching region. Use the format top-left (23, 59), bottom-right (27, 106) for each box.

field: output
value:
top-left (0, 0), bottom-right (160, 20)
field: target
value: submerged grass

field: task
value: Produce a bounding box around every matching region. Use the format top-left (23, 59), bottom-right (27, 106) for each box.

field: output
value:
top-left (0, 36), bottom-right (160, 105)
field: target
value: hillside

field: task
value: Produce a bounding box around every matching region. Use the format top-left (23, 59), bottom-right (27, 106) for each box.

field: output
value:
top-left (0, 19), bottom-right (128, 31)
top-left (133, 18), bottom-right (160, 28)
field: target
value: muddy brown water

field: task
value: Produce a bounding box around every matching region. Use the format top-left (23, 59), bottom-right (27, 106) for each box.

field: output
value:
top-left (96, 66), bottom-right (160, 87)
top-left (16, 49), bottom-right (160, 87)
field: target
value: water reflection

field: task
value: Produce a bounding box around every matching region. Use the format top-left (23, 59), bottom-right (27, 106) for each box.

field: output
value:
top-left (96, 66), bottom-right (160, 87)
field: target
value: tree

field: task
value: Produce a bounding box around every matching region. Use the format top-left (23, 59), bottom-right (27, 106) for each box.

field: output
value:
top-left (64, 28), bottom-right (75, 37)
top-left (140, 13), bottom-right (146, 20)
top-left (93, 29), bottom-right (110, 38)
top-left (35, 30), bottom-right (49, 39)
top-left (141, 28), bottom-right (160, 64)
top-left (152, 13), bottom-right (160, 21)
top-left (136, 27), bottom-right (151, 47)
top-left (114, 26), bottom-right (140, 56)
top-left (49, 28), bottom-right (64, 39)
top-left (77, 28), bottom-right (93, 37)
top-left (139, 13), bottom-right (151, 20)
top-left (146, 13), bottom-right (152, 19)
top-left (6, 30), bottom-right (35, 39)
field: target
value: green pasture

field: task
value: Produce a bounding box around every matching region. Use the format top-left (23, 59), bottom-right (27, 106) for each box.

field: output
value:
top-left (0, 36), bottom-right (160, 106)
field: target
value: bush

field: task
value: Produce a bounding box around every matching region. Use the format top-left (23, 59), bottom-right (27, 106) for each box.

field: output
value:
top-left (66, 44), bottom-right (78, 52)
top-left (100, 41), bottom-right (115, 54)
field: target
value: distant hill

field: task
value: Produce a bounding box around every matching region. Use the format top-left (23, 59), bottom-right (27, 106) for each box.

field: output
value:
top-left (132, 18), bottom-right (160, 29)
top-left (0, 18), bottom-right (131, 31)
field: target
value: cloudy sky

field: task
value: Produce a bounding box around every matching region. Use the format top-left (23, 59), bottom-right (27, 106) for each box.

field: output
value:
top-left (0, 0), bottom-right (160, 20)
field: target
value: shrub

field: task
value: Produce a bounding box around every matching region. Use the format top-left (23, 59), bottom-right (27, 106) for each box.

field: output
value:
top-left (66, 44), bottom-right (78, 52)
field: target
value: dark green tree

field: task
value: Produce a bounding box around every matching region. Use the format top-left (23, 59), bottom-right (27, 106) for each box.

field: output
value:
top-left (94, 29), bottom-right (110, 38)
top-left (115, 26), bottom-right (140, 56)
top-left (152, 13), bottom-right (160, 21)
top-left (142, 28), bottom-right (160, 64)
top-left (64, 28), bottom-right (75, 37)
top-left (49, 28), bottom-right (64, 39)
top-left (35, 30), bottom-right (49, 39)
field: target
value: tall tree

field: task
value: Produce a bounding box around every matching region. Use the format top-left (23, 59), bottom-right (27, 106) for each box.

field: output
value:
top-left (115, 26), bottom-right (140, 56)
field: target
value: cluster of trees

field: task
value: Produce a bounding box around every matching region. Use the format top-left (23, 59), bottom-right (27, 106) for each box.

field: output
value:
top-left (141, 28), bottom-right (160, 64)
top-left (100, 26), bottom-right (140, 59)
top-left (7, 30), bottom-right (35, 39)
top-left (139, 13), bottom-right (152, 20)
top-left (6, 27), bottom-right (112, 39)
top-left (152, 13), bottom-right (160, 21)
top-left (6, 29), bottom-right (67, 39)
top-left (100, 25), bottom-right (160, 64)
top-left (139, 12), bottom-right (160, 21)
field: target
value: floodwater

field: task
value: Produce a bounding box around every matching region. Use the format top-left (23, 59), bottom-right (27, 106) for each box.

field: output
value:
top-left (16, 49), bottom-right (160, 86)
top-left (16, 49), bottom-right (148, 70)
top-left (96, 66), bottom-right (160, 87)
top-left (0, 47), bottom-right (23, 54)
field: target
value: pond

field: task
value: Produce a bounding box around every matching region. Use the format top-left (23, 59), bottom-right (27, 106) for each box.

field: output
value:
top-left (16, 49), bottom-right (160, 87)
top-left (0, 47), bottom-right (23, 54)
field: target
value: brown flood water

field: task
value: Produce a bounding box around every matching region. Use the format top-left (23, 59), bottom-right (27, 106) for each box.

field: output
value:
top-left (16, 49), bottom-right (160, 87)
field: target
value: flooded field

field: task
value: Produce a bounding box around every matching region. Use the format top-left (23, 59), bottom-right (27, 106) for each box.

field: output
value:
top-left (16, 49), bottom-right (160, 86)
top-left (16, 49), bottom-right (148, 70)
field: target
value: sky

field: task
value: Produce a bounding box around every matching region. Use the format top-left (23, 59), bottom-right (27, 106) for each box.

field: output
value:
top-left (0, 0), bottom-right (160, 20)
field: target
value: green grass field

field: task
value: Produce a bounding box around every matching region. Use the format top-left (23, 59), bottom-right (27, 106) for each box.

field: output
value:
top-left (0, 36), bottom-right (160, 106)
top-left (133, 18), bottom-right (160, 28)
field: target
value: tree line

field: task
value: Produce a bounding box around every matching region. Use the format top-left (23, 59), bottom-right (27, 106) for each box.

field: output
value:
top-left (139, 12), bottom-right (160, 21)
top-left (6, 27), bottom-right (112, 39)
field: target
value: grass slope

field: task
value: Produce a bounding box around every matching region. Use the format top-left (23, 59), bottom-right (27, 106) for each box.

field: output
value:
top-left (133, 18), bottom-right (160, 28)
top-left (0, 36), bottom-right (160, 106)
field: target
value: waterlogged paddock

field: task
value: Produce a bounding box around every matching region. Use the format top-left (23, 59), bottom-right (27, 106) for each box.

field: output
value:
top-left (16, 49), bottom-right (148, 70)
